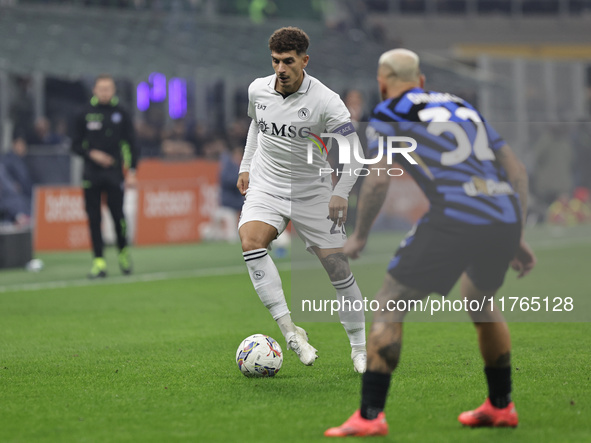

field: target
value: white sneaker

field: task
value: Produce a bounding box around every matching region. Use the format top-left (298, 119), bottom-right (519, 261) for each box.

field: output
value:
top-left (287, 327), bottom-right (318, 366)
top-left (352, 350), bottom-right (367, 373)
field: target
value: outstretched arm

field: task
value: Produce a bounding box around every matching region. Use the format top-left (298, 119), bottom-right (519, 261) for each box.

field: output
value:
top-left (495, 144), bottom-right (536, 277)
top-left (330, 131), bottom-right (365, 226)
top-left (495, 144), bottom-right (528, 226)
top-left (344, 156), bottom-right (390, 259)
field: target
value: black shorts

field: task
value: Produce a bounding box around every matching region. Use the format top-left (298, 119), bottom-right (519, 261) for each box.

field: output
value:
top-left (387, 218), bottom-right (521, 296)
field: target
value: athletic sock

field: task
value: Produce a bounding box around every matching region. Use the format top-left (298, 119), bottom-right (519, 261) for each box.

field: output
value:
top-left (243, 247), bottom-right (290, 320)
top-left (360, 371), bottom-right (391, 419)
top-left (276, 313), bottom-right (297, 339)
top-left (484, 366), bottom-right (512, 408)
top-left (332, 274), bottom-right (366, 349)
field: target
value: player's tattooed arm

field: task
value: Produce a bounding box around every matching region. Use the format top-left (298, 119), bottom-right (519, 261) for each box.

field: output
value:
top-left (354, 156), bottom-right (391, 240)
top-left (496, 144), bottom-right (529, 228)
top-left (496, 144), bottom-right (537, 277)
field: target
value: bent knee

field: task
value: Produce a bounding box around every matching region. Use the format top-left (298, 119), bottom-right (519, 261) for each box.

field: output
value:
top-left (239, 231), bottom-right (269, 252)
top-left (240, 237), bottom-right (268, 252)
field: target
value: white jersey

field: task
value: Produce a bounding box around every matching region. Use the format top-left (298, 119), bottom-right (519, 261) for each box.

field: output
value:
top-left (246, 71), bottom-right (352, 198)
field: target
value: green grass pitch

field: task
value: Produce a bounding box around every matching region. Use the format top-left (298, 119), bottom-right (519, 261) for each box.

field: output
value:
top-left (0, 225), bottom-right (589, 442)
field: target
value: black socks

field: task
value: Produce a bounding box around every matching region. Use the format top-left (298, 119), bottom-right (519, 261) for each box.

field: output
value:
top-left (485, 366), bottom-right (512, 408)
top-left (360, 371), bottom-right (392, 419)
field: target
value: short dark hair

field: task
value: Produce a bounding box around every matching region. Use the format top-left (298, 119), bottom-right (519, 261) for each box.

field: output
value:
top-left (94, 74), bottom-right (114, 86)
top-left (268, 27), bottom-right (310, 55)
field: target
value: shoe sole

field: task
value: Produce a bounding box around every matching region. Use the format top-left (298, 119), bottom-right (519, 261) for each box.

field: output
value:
top-left (460, 422), bottom-right (518, 428)
top-left (458, 416), bottom-right (518, 428)
top-left (325, 427), bottom-right (388, 437)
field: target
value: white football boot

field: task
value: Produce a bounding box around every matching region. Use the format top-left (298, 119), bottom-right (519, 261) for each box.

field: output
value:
top-left (352, 349), bottom-right (367, 373)
top-left (287, 326), bottom-right (318, 366)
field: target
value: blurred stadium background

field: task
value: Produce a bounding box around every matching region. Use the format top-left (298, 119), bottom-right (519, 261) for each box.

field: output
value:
top-left (0, 0), bottom-right (590, 265)
top-left (0, 3), bottom-right (590, 442)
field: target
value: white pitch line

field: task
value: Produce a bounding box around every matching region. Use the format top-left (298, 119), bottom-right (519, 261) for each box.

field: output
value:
top-left (0, 265), bottom-right (248, 294)
top-left (0, 233), bottom-right (589, 294)
top-left (0, 255), bottom-right (390, 294)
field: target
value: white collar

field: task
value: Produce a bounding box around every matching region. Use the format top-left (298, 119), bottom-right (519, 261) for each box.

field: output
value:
top-left (267, 70), bottom-right (312, 95)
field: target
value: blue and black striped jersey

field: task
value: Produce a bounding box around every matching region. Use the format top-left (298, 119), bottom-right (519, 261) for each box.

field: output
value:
top-left (368, 87), bottom-right (521, 225)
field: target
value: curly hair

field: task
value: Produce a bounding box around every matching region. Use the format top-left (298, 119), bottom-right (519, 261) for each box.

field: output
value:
top-left (268, 27), bottom-right (310, 55)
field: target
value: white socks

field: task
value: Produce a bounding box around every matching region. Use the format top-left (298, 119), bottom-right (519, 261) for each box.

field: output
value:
top-left (332, 274), bottom-right (366, 349)
top-left (244, 248), bottom-right (366, 350)
top-left (243, 248), bottom-right (290, 320)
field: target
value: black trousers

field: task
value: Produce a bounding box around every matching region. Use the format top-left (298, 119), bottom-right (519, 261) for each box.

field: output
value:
top-left (83, 171), bottom-right (128, 258)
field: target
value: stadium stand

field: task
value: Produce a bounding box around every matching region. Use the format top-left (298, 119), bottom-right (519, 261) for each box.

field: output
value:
top-left (0, 0), bottom-right (588, 232)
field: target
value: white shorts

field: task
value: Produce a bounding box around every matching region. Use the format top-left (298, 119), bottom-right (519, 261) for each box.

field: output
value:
top-left (238, 188), bottom-right (347, 251)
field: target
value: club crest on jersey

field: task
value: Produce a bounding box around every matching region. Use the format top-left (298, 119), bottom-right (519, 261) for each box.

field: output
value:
top-left (298, 108), bottom-right (311, 120)
top-left (111, 112), bottom-right (122, 123)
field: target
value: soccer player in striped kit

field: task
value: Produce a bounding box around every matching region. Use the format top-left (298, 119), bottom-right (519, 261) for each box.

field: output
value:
top-left (325, 49), bottom-right (536, 437)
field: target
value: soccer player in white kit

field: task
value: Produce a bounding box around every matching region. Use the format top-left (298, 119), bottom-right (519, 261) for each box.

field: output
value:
top-left (237, 27), bottom-right (367, 372)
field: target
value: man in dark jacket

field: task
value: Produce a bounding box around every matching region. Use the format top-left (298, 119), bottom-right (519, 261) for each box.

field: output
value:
top-left (3, 137), bottom-right (33, 201)
top-left (71, 74), bottom-right (139, 279)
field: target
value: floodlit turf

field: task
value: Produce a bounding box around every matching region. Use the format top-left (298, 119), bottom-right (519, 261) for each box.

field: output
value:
top-left (0, 226), bottom-right (589, 442)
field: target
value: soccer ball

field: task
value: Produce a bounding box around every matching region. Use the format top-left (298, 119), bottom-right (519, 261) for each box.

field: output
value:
top-left (235, 334), bottom-right (283, 377)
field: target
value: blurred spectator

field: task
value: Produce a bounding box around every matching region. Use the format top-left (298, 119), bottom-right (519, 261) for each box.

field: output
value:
top-left (226, 118), bottom-right (249, 147)
top-left (162, 118), bottom-right (192, 142)
top-left (202, 135), bottom-right (228, 161)
top-left (161, 138), bottom-right (196, 158)
top-left (220, 145), bottom-right (244, 213)
top-left (3, 137), bottom-right (33, 200)
top-left (136, 105), bottom-right (166, 157)
top-left (54, 116), bottom-right (72, 145)
top-left (547, 188), bottom-right (591, 226)
top-left (202, 145), bottom-right (244, 242)
top-left (189, 122), bottom-right (209, 156)
top-left (0, 163), bottom-right (30, 226)
top-left (135, 118), bottom-right (162, 158)
top-left (531, 124), bottom-right (572, 205)
top-left (27, 116), bottom-right (63, 145)
top-left (344, 89), bottom-right (368, 123)
top-left (161, 118), bottom-right (197, 158)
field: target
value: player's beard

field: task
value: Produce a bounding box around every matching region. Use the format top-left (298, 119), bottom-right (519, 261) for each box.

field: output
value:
top-left (277, 74), bottom-right (292, 92)
top-left (379, 85), bottom-right (387, 101)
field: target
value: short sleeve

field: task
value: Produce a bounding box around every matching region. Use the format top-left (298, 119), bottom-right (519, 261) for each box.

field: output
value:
top-left (247, 82), bottom-right (257, 121)
top-left (324, 95), bottom-right (352, 134)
